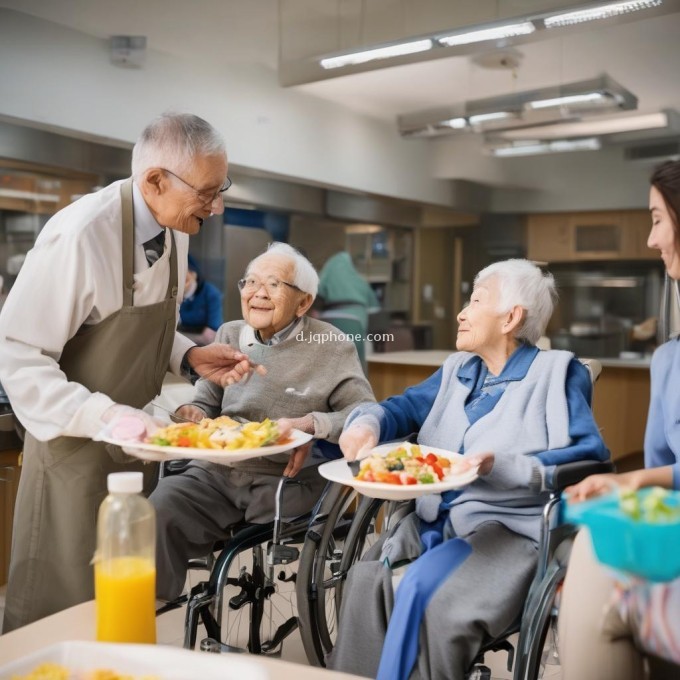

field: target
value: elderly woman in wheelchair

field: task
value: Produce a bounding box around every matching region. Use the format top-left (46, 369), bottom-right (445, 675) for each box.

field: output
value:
top-left (327, 258), bottom-right (610, 680)
top-left (149, 242), bottom-right (374, 605)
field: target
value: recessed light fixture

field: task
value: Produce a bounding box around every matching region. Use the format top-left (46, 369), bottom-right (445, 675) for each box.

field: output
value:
top-left (526, 92), bottom-right (616, 110)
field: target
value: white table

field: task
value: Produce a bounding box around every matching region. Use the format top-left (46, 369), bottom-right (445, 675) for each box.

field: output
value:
top-left (0, 601), bottom-right (364, 679)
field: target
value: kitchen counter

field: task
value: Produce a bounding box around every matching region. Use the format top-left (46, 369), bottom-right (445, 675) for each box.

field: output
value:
top-left (367, 350), bottom-right (650, 461)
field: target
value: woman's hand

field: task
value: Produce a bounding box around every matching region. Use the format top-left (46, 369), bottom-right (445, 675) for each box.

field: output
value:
top-left (339, 425), bottom-right (377, 461)
top-left (467, 451), bottom-right (495, 476)
top-left (566, 467), bottom-right (674, 503)
top-left (174, 404), bottom-right (207, 424)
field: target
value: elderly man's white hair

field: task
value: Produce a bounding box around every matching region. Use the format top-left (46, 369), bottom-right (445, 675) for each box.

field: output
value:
top-left (247, 242), bottom-right (319, 299)
top-left (131, 112), bottom-right (226, 178)
top-left (474, 259), bottom-right (557, 345)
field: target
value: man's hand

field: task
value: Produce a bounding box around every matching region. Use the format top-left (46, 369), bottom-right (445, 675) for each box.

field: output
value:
top-left (175, 404), bottom-right (207, 423)
top-left (283, 442), bottom-right (312, 477)
top-left (339, 425), bottom-right (377, 461)
top-left (187, 344), bottom-right (267, 387)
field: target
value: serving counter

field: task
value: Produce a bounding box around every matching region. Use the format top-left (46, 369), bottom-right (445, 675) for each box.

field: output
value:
top-left (367, 351), bottom-right (651, 461)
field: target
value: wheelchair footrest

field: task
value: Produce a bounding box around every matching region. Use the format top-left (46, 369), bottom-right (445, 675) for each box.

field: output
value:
top-left (261, 616), bottom-right (299, 654)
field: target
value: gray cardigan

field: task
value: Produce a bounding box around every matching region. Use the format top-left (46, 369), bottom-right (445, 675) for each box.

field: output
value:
top-left (191, 316), bottom-right (375, 463)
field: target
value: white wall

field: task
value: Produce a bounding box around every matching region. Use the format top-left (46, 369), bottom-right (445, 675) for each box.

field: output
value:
top-left (0, 8), bottom-right (454, 207)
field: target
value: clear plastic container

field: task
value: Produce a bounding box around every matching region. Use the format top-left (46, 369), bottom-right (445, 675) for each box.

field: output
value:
top-left (94, 471), bottom-right (157, 643)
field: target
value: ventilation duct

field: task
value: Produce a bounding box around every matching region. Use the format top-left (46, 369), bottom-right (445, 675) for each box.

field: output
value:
top-left (624, 140), bottom-right (680, 163)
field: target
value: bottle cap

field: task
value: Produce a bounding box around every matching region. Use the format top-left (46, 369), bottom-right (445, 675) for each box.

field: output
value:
top-left (107, 471), bottom-right (143, 494)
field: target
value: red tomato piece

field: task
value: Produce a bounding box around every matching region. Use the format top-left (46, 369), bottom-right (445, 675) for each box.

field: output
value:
top-left (425, 453), bottom-right (438, 465)
top-left (431, 462), bottom-right (444, 480)
top-left (177, 436), bottom-right (192, 447)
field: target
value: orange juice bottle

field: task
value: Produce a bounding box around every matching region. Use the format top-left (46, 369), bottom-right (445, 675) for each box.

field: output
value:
top-left (95, 472), bottom-right (156, 644)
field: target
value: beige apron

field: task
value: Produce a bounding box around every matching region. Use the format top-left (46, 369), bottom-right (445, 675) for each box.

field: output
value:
top-left (3, 179), bottom-right (178, 632)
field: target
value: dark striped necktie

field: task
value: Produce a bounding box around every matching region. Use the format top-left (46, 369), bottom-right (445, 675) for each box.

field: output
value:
top-left (143, 231), bottom-right (165, 266)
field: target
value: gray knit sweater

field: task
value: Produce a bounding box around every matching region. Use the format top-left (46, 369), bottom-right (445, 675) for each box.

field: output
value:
top-left (191, 316), bottom-right (375, 465)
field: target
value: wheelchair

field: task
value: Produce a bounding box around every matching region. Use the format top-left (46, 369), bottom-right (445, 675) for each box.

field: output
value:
top-left (295, 458), bottom-right (614, 679)
top-left (163, 471), bottom-right (387, 657)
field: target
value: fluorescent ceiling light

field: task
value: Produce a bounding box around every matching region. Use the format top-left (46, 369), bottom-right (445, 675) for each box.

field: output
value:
top-left (491, 137), bottom-right (601, 157)
top-left (497, 111), bottom-right (674, 140)
top-left (437, 22), bottom-right (535, 47)
top-left (544, 0), bottom-right (662, 28)
top-left (468, 111), bottom-right (515, 125)
top-left (439, 117), bottom-right (468, 129)
top-left (320, 39), bottom-right (433, 69)
top-left (527, 92), bottom-right (613, 110)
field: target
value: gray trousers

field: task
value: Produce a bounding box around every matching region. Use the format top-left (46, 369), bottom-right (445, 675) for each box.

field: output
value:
top-left (328, 515), bottom-right (538, 680)
top-left (150, 458), bottom-right (326, 600)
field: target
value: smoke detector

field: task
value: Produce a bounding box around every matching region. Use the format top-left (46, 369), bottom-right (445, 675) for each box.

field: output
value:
top-left (471, 49), bottom-right (523, 71)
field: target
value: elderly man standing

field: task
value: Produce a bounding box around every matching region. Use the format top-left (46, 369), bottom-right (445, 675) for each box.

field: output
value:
top-left (0, 113), bottom-right (260, 631)
top-left (150, 242), bottom-right (375, 601)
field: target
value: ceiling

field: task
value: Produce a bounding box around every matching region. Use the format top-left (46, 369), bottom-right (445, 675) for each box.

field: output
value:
top-left (3, 0), bottom-right (679, 122)
top-left (1, 0), bottom-right (680, 202)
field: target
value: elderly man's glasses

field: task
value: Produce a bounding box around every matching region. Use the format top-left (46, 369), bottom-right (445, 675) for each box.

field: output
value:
top-left (238, 276), bottom-right (302, 295)
top-left (163, 168), bottom-right (232, 206)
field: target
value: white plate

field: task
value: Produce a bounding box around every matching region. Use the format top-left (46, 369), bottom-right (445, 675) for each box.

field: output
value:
top-left (0, 640), bottom-right (268, 680)
top-left (103, 428), bottom-right (313, 466)
top-left (318, 442), bottom-right (479, 501)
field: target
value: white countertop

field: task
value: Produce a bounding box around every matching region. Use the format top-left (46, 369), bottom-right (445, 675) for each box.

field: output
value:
top-left (0, 601), bottom-right (363, 679)
top-left (367, 350), bottom-right (652, 370)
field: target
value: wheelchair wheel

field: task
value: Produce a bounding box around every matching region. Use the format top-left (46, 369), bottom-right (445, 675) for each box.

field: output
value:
top-left (184, 520), bottom-right (306, 655)
top-left (297, 487), bottom-right (405, 667)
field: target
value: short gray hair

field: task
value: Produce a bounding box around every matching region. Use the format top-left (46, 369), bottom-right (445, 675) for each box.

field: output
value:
top-left (247, 242), bottom-right (319, 299)
top-left (474, 259), bottom-right (557, 345)
top-left (131, 112), bottom-right (226, 178)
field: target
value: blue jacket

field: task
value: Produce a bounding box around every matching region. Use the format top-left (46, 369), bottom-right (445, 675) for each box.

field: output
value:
top-left (180, 280), bottom-right (223, 331)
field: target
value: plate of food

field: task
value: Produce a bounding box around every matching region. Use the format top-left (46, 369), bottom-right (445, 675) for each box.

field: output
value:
top-left (102, 416), bottom-right (313, 466)
top-left (318, 441), bottom-right (479, 500)
top-left (0, 640), bottom-right (269, 679)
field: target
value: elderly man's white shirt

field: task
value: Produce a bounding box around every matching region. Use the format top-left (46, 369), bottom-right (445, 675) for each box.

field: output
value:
top-left (0, 179), bottom-right (194, 440)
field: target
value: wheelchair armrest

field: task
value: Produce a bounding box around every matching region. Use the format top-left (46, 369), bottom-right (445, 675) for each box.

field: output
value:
top-left (552, 459), bottom-right (615, 491)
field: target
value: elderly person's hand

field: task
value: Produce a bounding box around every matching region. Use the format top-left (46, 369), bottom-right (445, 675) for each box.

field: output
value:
top-left (187, 343), bottom-right (267, 387)
top-left (283, 441), bottom-right (313, 477)
top-left (174, 404), bottom-right (207, 423)
top-left (339, 424), bottom-right (377, 461)
top-left (467, 451), bottom-right (495, 476)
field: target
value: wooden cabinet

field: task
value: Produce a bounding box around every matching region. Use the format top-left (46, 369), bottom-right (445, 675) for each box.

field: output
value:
top-left (527, 210), bottom-right (654, 262)
top-left (0, 450), bottom-right (21, 585)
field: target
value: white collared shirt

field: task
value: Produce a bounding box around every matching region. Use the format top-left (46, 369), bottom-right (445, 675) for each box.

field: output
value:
top-left (0, 179), bottom-right (193, 440)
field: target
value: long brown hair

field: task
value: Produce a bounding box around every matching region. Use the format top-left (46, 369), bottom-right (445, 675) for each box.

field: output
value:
top-left (651, 161), bottom-right (680, 251)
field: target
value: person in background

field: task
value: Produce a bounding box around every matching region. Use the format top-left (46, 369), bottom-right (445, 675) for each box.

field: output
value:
top-left (328, 259), bottom-right (609, 680)
top-left (317, 251), bottom-right (380, 372)
top-left (0, 112), bottom-right (262, 632)
top-left (178, 253), bottom-right (223, 345)
top-left (150, 242), bottom-right (375, 600)
top-left (559, 160), bottom-right (680, 680)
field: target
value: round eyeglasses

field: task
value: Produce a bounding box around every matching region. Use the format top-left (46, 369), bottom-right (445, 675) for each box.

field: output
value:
top-left (163, 168), bottom-right (231, 206)
top-left (238, 276), bottom-right (303, 296)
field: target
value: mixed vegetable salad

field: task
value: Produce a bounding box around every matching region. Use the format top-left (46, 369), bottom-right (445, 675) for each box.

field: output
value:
top-left (355, 442), bottom-right (471, 485)
top-left (619, 487), bottom-right (680, 523)
top-left (147, 417), bottom-right (281, 450)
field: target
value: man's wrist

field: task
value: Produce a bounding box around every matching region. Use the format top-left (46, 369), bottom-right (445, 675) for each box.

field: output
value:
top-left (181, 346), bottom-right (199, 383)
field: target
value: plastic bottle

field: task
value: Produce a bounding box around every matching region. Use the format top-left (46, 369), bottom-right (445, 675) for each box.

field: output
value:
top-left (95, 471), bottom-right (157, 644)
